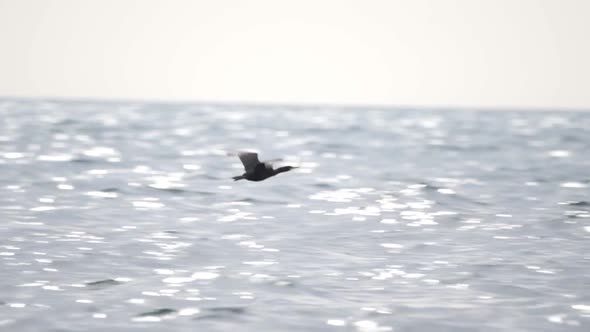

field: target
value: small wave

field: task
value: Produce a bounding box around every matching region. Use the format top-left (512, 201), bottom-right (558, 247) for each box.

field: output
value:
top-left (100, 188), bottom-right (120, 193)
top-left (85, 279), bottom-right (123, 290)
top-left (196, 307), bottom-right (247, 320)
top-left (560, 201), bottom-right (590, 207)
top-left (137, 308), bottom-right (176, 317)
top-left (148, 186), bottom-right (187, 194)
top-left (71, 157), bottom-right (97, 164)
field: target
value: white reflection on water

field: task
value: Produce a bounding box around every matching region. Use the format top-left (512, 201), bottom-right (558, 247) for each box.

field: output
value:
top-left (1, 101), bottom-right (590, 332)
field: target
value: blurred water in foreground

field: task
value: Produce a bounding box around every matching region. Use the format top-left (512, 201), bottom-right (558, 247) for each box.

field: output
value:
top-left (1, 99), bottom-right (589, 331)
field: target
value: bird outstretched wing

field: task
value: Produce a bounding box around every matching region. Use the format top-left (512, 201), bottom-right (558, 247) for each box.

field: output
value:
top-left (264, 158), bottom-right (283, 164)
top-left (237, 152), bottom-right (260, 172)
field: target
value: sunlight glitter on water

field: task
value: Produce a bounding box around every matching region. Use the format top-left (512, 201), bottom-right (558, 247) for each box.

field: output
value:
top-left (132, 201), bottom-right (165, 209)
top-left (85, 191), bottom-right (118, 198)
top-left (561, 182), bottom-right (588, 188)
top-left (2, 101), bottom-right (590, 331)
top-left (37, 154), bottom-right (73, 162)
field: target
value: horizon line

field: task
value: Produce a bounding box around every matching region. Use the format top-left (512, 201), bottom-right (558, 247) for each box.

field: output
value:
top-left (1, 94), bottom-right (589, 113)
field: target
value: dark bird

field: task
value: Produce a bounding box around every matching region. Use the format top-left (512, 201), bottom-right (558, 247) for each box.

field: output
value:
top-left (232, 152), bottom-right (297, 181)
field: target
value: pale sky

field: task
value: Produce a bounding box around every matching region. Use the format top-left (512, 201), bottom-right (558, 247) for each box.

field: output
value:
top-left (1, 0), bottom-right (589, 109)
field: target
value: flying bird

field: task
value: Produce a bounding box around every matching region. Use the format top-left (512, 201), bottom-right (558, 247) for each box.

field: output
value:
top-left (232, 152), bottom-right (297, 181)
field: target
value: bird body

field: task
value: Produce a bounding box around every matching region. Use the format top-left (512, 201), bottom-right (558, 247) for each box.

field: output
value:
top-left (232, 152), bottom-right (296, 181)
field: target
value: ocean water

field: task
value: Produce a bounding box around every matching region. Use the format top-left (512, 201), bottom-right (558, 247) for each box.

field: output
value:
top-left (1, 99), bottom-right (589, 332)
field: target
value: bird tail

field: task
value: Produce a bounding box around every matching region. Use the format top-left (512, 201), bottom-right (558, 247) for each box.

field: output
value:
top-left (232, 175), bottom-right (245, 181)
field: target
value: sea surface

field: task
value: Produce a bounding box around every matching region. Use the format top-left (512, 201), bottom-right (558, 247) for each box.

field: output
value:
top-left (1, 99), bottom-right (589, 332)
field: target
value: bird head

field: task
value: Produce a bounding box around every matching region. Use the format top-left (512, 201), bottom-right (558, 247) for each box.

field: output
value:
top-left (276, 166), bottom-right (298, 173)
